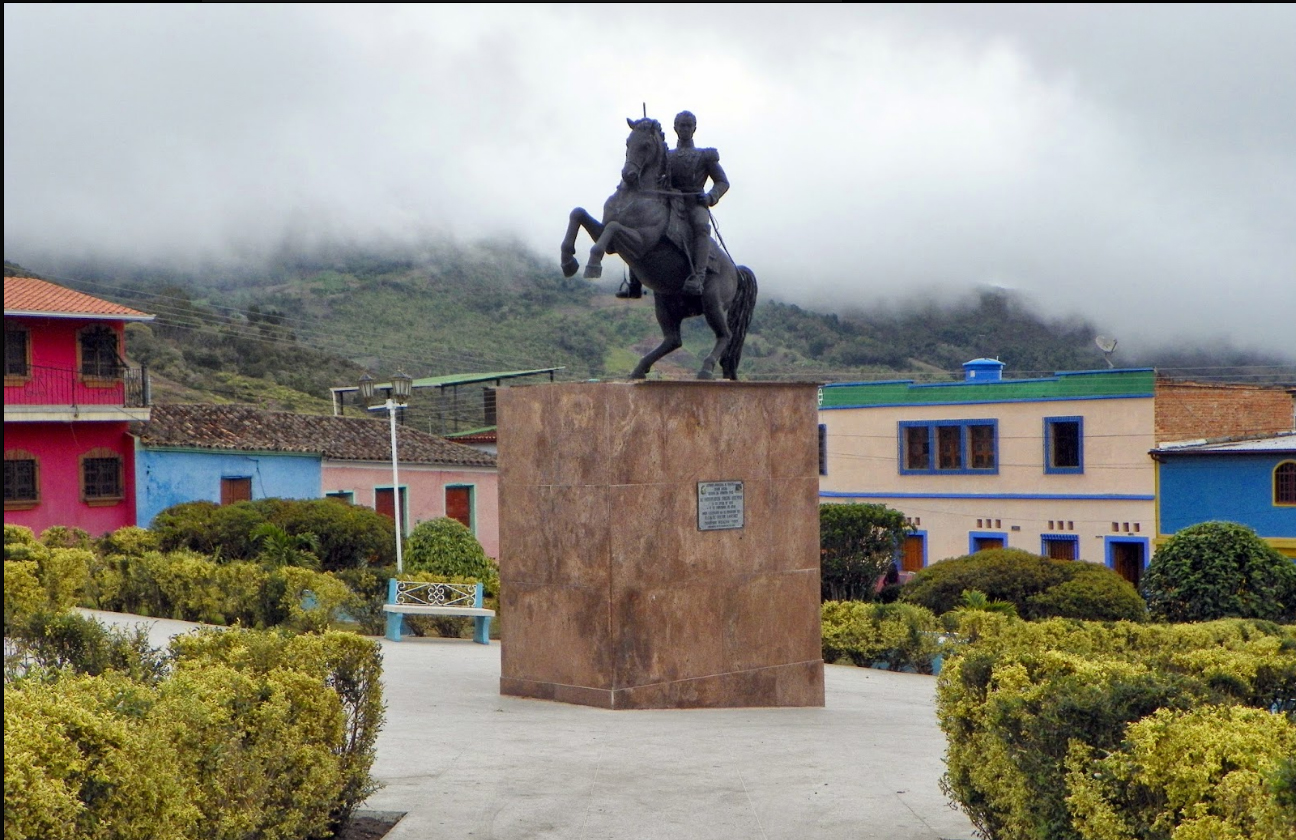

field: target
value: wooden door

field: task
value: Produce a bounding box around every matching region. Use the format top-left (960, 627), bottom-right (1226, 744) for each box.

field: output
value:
top-left (1112, 542), bottom-right (1144, 586)
top-left (445, 486), bottom-right (472, 529)
top-left (901, 535), bottom-right (925, 572)
top-left (221, 477), bottom-right (251, 505)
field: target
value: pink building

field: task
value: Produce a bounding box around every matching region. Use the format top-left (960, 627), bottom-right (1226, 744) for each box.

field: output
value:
top-left (136, 403), bottom-right (501, 559)
top-left (4, 276), bottom-right (153, 535)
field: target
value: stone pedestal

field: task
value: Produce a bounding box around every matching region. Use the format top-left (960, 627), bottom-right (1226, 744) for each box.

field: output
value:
top-left (496, 381), bottom-right (824, 710)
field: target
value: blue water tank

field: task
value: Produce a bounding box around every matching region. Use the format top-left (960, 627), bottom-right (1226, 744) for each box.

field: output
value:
top-left (963, 358), bottom-right (1004, 381)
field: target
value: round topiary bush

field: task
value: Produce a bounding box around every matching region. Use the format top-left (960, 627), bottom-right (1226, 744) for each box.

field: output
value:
top-left (404, 518), bottom-right (498, 592)
top-left (1142, 520), bottom-right (1296, 623)
top-left (900, 548), bottom-right (1147, 621)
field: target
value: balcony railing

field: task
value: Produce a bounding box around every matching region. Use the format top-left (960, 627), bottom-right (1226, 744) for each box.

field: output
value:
top-left (4, 363), bottom-right (151, 409)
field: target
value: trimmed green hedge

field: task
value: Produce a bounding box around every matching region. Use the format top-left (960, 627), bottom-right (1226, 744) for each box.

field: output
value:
top-left (4, 618), bottom-right (384, 840)
top-left (1143, 521), bottom-right (1296, 623)
top-left (151, 498), bottom-right (396, 570)
top-left (937, 615), bottom-right (1296, 840)
top-left (901, 548), bottom-right (1148, 621)
top-left (821, 601), bottom-right (942, 673)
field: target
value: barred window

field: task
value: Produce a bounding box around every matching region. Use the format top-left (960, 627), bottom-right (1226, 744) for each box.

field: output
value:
top-left (79, 326), bottom-right (121, 379)
top-left (81, 449), bottom-right (123, 501)
top-left (4, 324), bottom-right (30, 378)
top-left (4, 450), bottom-right (39, 508)
top-left (1277, 461), bottom-right (1296, 505)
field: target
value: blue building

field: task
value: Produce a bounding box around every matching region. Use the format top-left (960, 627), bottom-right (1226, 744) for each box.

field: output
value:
top-left (1152, 432), bottom-right (1296, 558)
top-left (133, 405), bottom-right (324, 526)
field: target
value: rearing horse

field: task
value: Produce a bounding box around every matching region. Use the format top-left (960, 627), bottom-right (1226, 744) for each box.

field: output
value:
top-left (560, 117), bottom-right (757, 380)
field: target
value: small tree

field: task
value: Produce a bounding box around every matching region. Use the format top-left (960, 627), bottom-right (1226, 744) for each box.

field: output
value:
top-left (819, 503), bottom-right (910, 602)
top-left (404, 518), bottom-right (498, 592)
top-left (1142, 520), bottom-right (1296, 623)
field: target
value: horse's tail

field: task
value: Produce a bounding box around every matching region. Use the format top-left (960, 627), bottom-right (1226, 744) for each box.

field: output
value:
top-left (721, 266), bottom-right (758, 380)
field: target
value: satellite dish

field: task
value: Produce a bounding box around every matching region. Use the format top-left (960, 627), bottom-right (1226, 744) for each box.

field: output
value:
top-left (1094, 336), bottom-right (1118, 368)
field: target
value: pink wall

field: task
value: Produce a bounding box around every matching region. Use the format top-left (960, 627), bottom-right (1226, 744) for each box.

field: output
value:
top-left (4, 316), bottom-right (126, 406)
top-left (3, 421), bottom-right (138, 536)
top-left (322, 462), bottom-right (500, 559)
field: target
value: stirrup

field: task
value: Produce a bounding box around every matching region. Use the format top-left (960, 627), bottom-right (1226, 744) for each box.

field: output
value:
top-left (615, 278), bottom-right (642, 299)
top-left (680, 274), bottom-right (704, 296)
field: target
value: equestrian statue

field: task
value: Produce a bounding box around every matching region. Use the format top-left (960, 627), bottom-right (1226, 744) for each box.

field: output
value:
top-left (560, 111), bottom-right (757, 380)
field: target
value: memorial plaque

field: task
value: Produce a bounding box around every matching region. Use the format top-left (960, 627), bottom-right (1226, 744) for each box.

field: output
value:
top-left (697, 481), bottom-right (744, 531)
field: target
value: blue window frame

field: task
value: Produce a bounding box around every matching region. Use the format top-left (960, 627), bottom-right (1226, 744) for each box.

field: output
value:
top-left (1041, 533), bottom-right (1079, 560)
top-left (1044, 416), bottom-right (1084, 474)
top-left (1105, 536), bottom-right (1149, 587)
top-left (899, 419), bottom-right (998, 475)
top-left (969, 531), bottom-right (1007, 553)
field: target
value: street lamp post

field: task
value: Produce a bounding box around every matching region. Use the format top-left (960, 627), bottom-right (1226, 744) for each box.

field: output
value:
top-left (360, 371), bottom-right (413, 573)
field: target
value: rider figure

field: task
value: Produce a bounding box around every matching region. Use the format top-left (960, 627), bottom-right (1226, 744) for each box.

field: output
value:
top-left (617, 110), bottom-right (729, 299)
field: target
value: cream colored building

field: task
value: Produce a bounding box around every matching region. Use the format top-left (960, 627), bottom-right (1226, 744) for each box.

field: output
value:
top-left (818, 362), bottom-right (1157, 583)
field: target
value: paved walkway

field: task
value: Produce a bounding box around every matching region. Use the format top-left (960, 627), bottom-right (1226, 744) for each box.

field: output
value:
top-left (86, 611), bottom-right (977, 840)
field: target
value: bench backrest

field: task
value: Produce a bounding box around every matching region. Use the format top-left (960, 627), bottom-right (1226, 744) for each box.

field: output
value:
top-left (388, 579), bottom-right (483, 608)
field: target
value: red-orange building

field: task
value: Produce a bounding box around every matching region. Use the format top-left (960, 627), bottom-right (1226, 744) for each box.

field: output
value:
top-left (4, 277), bottom-right (153, 536)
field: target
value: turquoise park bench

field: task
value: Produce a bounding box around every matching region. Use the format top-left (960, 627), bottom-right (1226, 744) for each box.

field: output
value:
top-left (384, 579), bottom-right (495, 645)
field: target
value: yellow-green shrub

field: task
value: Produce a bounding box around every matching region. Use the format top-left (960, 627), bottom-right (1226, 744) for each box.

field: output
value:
top-left (168, 628), bottom-right (385, 828)
top-left (937, 618), bottom-right (1296, 840)
top-left (1067, 705), bottom-right (1296, 840)
top-left (155, 664), bottom-right (345, 840)
top-left (3, 674), bottom-right (198, 840)
top-left (38, 548), bottom-right (93, 612)
top-left (4, 559), bottom-right (44, 636)
top-left (821, 600), bottom-right (942, 672)
top-left (4, 524), bottom-right (41, 560)
top-left (279, 566), bottom-right (362, 633)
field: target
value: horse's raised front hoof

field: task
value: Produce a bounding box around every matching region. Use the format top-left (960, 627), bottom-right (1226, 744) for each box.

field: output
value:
top-left (561, 256), bottom-right (579, 278)
top-left (584, 264), bottom-right (603, 280)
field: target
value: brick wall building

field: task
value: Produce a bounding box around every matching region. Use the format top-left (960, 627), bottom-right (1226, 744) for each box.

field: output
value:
top-left (1154, 379), bottom-right (1294, 443)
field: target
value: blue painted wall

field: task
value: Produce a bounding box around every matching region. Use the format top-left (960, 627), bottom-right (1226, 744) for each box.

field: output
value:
top-left (135, 447), bottom-right (321, 526)
top-left (1159, 454), bottom-right (1296, 538)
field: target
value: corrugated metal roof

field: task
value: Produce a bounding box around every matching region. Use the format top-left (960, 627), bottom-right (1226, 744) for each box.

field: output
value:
top-left (136, 404), bottom-right (497, 467)
top-left (4, 276), bottom-right (154, 320)
top-left (331, 368), bottom-right (563, 396)
top-left (1154, 431), bottom-right (1296, 454)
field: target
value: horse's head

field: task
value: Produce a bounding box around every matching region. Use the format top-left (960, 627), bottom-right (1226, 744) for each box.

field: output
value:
top-left (622, 117), bottom-right (668, 188)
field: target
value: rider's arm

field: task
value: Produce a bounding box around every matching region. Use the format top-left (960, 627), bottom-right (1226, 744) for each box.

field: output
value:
top-left (703, 151), bottom-right (729, 207)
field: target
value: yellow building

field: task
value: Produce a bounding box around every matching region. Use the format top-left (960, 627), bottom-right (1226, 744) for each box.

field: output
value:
top-left (819, 362), bottom-right (1157, 584)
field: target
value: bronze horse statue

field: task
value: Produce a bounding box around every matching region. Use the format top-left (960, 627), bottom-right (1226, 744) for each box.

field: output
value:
top-left (560, 117), bottom-right (757, 380)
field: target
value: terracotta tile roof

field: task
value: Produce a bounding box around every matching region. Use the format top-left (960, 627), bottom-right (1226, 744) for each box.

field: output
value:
top-left (5, 276), bottom-right (154, 320)
top-left (136, 404), bottom-right (497, 468)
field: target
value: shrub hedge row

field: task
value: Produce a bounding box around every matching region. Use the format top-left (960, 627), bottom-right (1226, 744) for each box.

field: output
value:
top-left (937, 614), bottom-right (1296, 840)
top-left (821, 601), bottom-right (943, 673)
top-left (5, 623), bottom-right (384, 840)
top-left (901, 548), bottom-right (1148, 622)
top-left (5, 519), bottom-right (387, 840)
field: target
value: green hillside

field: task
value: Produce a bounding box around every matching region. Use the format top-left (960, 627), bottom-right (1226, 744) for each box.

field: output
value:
top-left (7, 243), bottom-right (1289, 435)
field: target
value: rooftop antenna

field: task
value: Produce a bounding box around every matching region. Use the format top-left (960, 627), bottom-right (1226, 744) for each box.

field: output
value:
top-left (642, 102), bottom-right (647, 118)
top-left (1094, 336), bottom-right (1118, 368)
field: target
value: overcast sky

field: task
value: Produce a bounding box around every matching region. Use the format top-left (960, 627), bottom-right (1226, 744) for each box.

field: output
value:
top-left (5, 4), bottom-right (1294, 359)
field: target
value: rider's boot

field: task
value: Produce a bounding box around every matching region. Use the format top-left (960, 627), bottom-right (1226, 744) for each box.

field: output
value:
top-left (616, 274), bottom-right (643, 299)
top-left (681, 232), bottom-right (711, 296)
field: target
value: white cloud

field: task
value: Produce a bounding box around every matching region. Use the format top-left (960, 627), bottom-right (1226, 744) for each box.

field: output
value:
top-left (4, 4), bottom-right (1294, 358)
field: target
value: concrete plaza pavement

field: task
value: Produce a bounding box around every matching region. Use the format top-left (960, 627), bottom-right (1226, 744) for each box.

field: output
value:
top-left (88, 611), bottom-right (977, 840)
